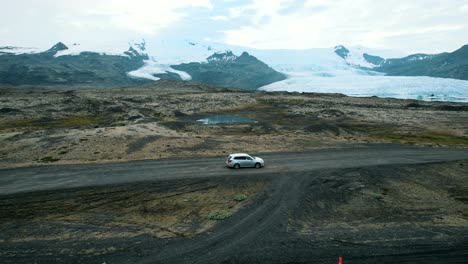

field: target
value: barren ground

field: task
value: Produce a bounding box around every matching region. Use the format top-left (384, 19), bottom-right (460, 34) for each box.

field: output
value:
top-left (1, 80), bottom-right (468, 169)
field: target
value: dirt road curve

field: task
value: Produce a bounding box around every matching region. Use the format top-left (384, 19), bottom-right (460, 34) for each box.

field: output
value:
top-left (1, 144), bottom-right (468, 195)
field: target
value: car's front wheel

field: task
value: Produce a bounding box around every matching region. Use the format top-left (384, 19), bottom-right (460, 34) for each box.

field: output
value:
top-left (233, 164), bottom-right (240, 169)
top-left (255, 163), bottom-right (261, 169)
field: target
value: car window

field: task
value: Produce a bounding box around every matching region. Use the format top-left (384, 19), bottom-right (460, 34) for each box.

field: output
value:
top-left (245, 156), bottom-right (253, 160)
top-left (234, 157), bottom-right (245, 160)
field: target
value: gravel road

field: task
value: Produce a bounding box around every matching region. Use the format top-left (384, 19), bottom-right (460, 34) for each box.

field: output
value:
top-left (1, 144), bottom-right (468, 195)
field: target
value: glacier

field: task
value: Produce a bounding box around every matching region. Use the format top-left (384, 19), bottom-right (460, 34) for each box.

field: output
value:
top-left (127, 59), bottom-right (191, 81)
top-left (259, 72), bottom-right (468, 103)
top-left (248, 47), bottom-right (468, 103)
top-left (142, 40), bottom-right (468, 102)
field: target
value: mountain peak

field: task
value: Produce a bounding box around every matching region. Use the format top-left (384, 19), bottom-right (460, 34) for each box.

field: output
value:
top-left (236, 52), bottom-right (263, 65)
top-left (130, 39), bottom-right (147, 53)
top-left (207, 51), bottom-right (237, 62)
top-left (45, 42), bottom-right (68, 54)
top-left (334, 45), bottom-right (350, 59)
top-left (124, 40), bottom-right (149, 60)
top-left (452, 44), bottom-right (468, 56)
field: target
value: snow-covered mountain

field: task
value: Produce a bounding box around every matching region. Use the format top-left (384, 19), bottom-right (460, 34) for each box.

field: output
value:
top-left (1, 39), bottom-right (468, 102)
top-left (334, 45), bottom-right (383, 68)
top-left (0, 41), bottom-right (150, 86)
top-left (0, 40), bottom-right (285, 89)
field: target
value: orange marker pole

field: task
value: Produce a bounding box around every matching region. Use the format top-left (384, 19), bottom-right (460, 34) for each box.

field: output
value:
top-left (338, 256), bottom-right (343, 264)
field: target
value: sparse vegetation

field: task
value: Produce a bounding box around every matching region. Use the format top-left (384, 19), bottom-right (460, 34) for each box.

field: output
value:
top-left (153, 112), bottom-right (166, 119)
top-left (208, 210), bottom-right (232, 220)
top-left (370, 192), bottom-right (384, 200)
top-left (38, 156), bottom-right (60, 163)
top-left (234, 194), bottom-right (248, 202)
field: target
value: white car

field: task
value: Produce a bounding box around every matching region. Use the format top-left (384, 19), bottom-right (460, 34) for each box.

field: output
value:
top-left (226, 153), bottom-right (265, 169)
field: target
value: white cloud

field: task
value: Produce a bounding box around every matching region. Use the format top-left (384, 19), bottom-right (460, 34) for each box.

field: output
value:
top-left (304, 0), bottom-right (335, 8)
top-left (83, 0), bottom-right (213, 35)
top-left (0, 0), bottom-right (213, 48)
top-left (228, 0), bottom-right (292, 23)
top-left (211, 16), bottom-right (229, 21)
top-left (221, 0), bottom-right (468, 52)
top-left (0, 0), bottom-right (467, 53)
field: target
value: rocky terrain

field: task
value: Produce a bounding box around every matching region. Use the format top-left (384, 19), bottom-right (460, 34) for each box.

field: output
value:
top-left (1, 80), bottom-right (468, 169)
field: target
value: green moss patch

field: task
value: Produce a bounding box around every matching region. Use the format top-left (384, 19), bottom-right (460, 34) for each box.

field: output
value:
top-left (233, 194), bottom-right (248, 202)
top-left (208, 210), bottom-right (232, 221)
top-left (370, 192), bottom-right (384, 200)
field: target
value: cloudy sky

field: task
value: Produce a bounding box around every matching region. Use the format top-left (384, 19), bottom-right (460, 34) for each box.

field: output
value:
top-left (1, 0), bottom-right (468, 54)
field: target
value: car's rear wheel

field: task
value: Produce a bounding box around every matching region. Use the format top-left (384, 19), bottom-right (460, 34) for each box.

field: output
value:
top-left (234, 164), bottom-right (240, 169)
top-left (255, 163), bottom-right (261, 169)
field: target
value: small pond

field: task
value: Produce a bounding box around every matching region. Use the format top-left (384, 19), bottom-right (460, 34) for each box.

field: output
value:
top-left (197, 115), bottom-right (255, 125)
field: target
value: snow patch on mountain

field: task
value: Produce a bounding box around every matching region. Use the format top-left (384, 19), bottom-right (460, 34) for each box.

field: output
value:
top-left (128, 39), bottom-right (148, 56)
top-left (407, 54), bottom-right (435, 61)
top-left (53, 40), bottom-right (148, 58)
top-left (148, 39), bottom-right (242, 64)
top-left (53, 43), bottom-right (129, 57)
top-left (0, 46), bottom-right (41, 55)
top-left (334, 45), bottom-right (382, 68)
top-left (207, 51), bottom-right (238, 62)
top-left (128, 59), bottom-right (191, 81)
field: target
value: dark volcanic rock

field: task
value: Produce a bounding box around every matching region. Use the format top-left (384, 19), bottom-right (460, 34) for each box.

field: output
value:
top-left (363, 53), bottom-right (385, 66)
top-left (334, 45), bottom-right (350, 59)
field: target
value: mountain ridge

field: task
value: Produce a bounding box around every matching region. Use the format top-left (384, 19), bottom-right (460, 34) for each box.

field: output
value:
top-left (0, 42), bottom-right (286, 89)
top-left (334, 44), bottom-right (468, 81)
top-left (155, 51), bottom-right (287, 90)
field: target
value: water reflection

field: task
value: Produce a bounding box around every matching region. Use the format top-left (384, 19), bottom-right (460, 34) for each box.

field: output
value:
top-left (197, 115), bottom-right (255, 125)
